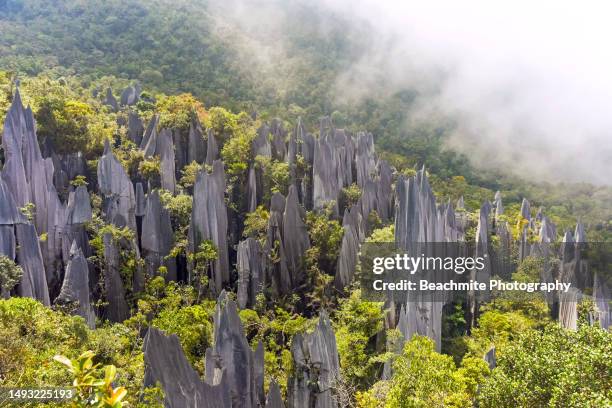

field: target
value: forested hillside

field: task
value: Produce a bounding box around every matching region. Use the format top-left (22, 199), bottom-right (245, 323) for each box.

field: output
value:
top-left (0, 1), bottom-right (611, 407)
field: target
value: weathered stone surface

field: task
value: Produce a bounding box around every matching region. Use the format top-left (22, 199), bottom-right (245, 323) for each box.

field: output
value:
top-left (265, 380), bottom-right (285, 408)
top-left (247, 166), bottom-right (258, 212)
top-left (355, 131), bottom-right (376, 188)
top-left (189, 160), bottom-right (229, 293)
top-left (120, 85), bottom-right (139, 106)
top-left (55, 241), bottom-right (95, 328)
top-left (2, 89), bottom-right (66, 294)
top-left (484, 347), bottom-right (496, 369)
top-left (288, 312), bottom-right (340, 408)
top-left (97, 140), bottom-right (137, 231)
top-left (236, 238), bottom-right (264, 309)
top-left (282, 185), bottom-right (310, 288)
top-left (593, 273), bottom-right (611, 330)
top-left (206, 293), bottom-right (263, 408)
top-left (266, 193), bottom-right (290, 295)
top-left (253, 124), bottom-right (272, 158)
top-left (141, 190), bottom-right (176, 280)
top-left (0, 177), bottom-right (22, 225)
top-left (16, 223), bottom-right (50, 306)
top-left (558, 231), bottom-right (579, 330)
top-left (188, 115), bottom-right (206, 164)
top-left (271, 118), bottom-right (287, 161)
top-left (334, 205), bottom-right (363, 290)
top-left (66, 186), bottom-right (92, 225)
top-left (103, 87), bottom-right (118, 112)
top-left (127, 111), bottom-right (144, 145)
top-left (157, 128), bottom-right (176, 193)
top-left (102, 233), bottom-right (129, 322)
top-left (0, 225), bottom-right (16, 261)
top-left (144, 327), bottom-right (231, 408)
top-left (205, 129), bottom-right (219, 165)
top-left (135, 183), bottom-right (147, 217)
top-left (141, 114), bottom-right (160, 157)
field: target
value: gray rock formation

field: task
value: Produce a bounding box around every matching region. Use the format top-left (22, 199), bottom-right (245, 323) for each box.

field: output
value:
top-left (135, 183), bottom-right (147, 217)
top-left (141, 190), bottom-right (176, 281)
top-left (282, 185), bottom-right (310, 288)
top-left (16, 223), bottom-right (50, 306)
top-left (97, 140), bottom-right (137, 231)
top-left (253, 124), bottom-right (272, 158)
top-left (127, 111), bottom-right (144, 145)
top-left (144, 327), bottom-right (231, 408)
top-left (355, 132), bottom-right (376, 188)
top-left (205, 129), bottom-right (219, 166)
top-left (55, 241), bottom-right (95, 328)
top-left (188, 115), bottom-right (206, 164)
top-left (120, 85), bottom-right (140, 106)
top-left (335, 205), bottom-right (363, 290)
top-left (271, 119), bottom-right (287, 161)
top-left (237, 238), bottom-right (265, 309)
top-left (266, 193), bottom-right (291, 295)
top-left (288, 312), bottom-right (340, 408)
top-left (141, 114), bottom-right (160, 157)
top-left (102, 233), bottom-right (129, 322)
top-left (205, 293), bottom-right (264, 408)
top-left (189, 160), bottom-right (229, 293)
top-left (103, 88), bottom-right (118, 112)
top-left (265, 380), bottom-right (285, 408)
top-left (157, 129), bottom-right (176, 193)
top-left (2, 88), bottom-right (66, 294)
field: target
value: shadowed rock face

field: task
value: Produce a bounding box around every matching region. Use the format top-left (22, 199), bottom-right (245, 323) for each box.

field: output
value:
top-left (103, 87), bottom-right (118, 112)
top-left (266, 193), bottom-right (290, 295)
top-left (288, 312), bottom-right (340, 408)
top-left (144, 327), bottom-right (231, 408)
top-left (237, 238), bottom-right (264, 309)
top-left (102, 233), bottom-right (129, 323)
top-left (141, 190), bottom-right (176, 280)
top-left (266, 380), bottom-right (286, 408)
top-left (157, 129), bottom-right (176, 193)
top-left (271, 119), bottom-right (287, 161)
top-left (16, 223), bottom-right (50, 306)
top-left (205, 129), bottom-right (219, 166)
top-left (66, 186), bottom-right (92, 225)
top-left (253, 124), bottom-right (272, 158)
top-left (135, 183), bottom-right (146, 217)
top-left (2, 89), bottom-right (66, 294)
top-left (335, 205), bottom-right (363, 290)
top-left (98, 140), bottom-right (137, 231)
top-left (189, 160), bottom-right (229, 293)
top-left (188, 115), bottom-right (206, 164)
top-left (120, 85), bottom-right (140, 106)
top-left (55, 241), bottom-right (95, 328)
top-left (206, 292), bottom-right (264, 408)
top-left (282, 185), bottom-right (310, 288)
top-left (127, 111), bottom-right (144, 145)
top-left (0, 177), bottom-right (22, 225)
top-left (141, 114), bottom-right (160, 157)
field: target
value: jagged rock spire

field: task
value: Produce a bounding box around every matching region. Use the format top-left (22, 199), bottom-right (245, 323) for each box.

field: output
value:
top-left (206, 292), bottom-right (264, 408)
top-left (282, 185), bottom-right (310, 288)
top-left (236, 238), bottom-right (265, 309)
top-left (288, 311), bottom-right (340, 408)
top-left (55, 241), bottom-right (95, 328)
top-left (144, 327), bottom-right (231, 408)
top-left (97, 139), bottom-right (137, 231)
top-left (189, 160), bottom-right (229, 293)
top-left (141, 190), bottom-right (176, 280)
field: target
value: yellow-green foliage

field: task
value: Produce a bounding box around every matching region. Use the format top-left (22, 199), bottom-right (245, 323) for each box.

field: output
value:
top-left (0, 297), bottom-right (151, 407)
top-left (156, 93), bottom-right (205, 131)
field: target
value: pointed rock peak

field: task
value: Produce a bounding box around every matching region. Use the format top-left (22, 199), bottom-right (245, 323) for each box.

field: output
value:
top-left (69, 240), bottom-right (80, 257)
top-left (520, 198), bottom-right (531, 220)
top-left (494, 190), bottom-right (502, 202)
top-left (13, 86), bottom-right (22, 108)
top-left (103, 138), bottom-right (112, 155)
top-left (271, 192), bottom-right (286, 213)
top-left (265, 380), bottom-right (285, 408)
top-left (563, 230), bottom-right (574, 243)
top-left (574, 222), bottom-right (586, 243)
top-left (456, 196), bottom-right (465, 210)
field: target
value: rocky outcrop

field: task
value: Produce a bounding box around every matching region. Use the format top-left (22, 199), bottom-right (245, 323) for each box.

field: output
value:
top-left (188, 115), bottom-right (206, 164)
top-left (334, 205), bottom-right (363, 290)
top-left (127, 111), bottom-right (144, 145)
top-left (120, 85), bottom-right (140, 106)
top-left (55, 241), bottom-right (95, 328)
top-left (236, 238), bottom-right (265, 309)
top-left (266, 193), bottom-right (291, 295)
top-left (288, 312), bottom-right (340, 408)
top-left (144, 327), bottom-right (231, 408)
top-left (266, 380), bottom-right (285, 408)
top-left (2, 88), bottom-right (66, 294)
top-left (102, 233), bottom-right (129, 322)
top-left (205, 129), bottom-right (219, 166)
top-left (189, 160), bottom-right (229, 293)
top-left (97, 140), bottom-right (137, 231)
top-left (205, 292), bottom-right (264, 408)
top-left (271, 119), bottom-right (287, 161)
top-left (141, 114), bottom-right (160, 157)
top-left (103, 88), bottom-right (118, 112)
top-left (157, 128), bottom-right (176, 193)
top-left (16, 223), bottom-right (50, 306)
top-left (141, 190), bottom-right (176, 280)
top-left (282, 185), bottom-right (310, 288)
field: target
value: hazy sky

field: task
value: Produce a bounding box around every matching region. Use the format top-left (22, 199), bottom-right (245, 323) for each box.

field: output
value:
top-left (214, 0), bottom-right (612, 184)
